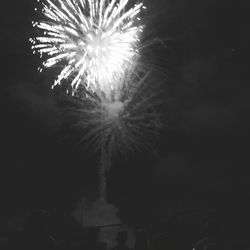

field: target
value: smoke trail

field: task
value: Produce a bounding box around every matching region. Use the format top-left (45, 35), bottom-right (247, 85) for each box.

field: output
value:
top-left (72, 198), bottom-right (132, 248)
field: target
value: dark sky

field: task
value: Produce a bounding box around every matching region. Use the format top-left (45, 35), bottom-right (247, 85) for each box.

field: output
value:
top-left (1, 0), bottom-right (250, 241)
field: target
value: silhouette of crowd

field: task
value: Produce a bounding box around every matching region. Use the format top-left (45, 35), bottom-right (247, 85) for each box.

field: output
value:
top-left (3, 210), bottom-right (250, 250)
top-left (7, 210), bottom-right (57, 250)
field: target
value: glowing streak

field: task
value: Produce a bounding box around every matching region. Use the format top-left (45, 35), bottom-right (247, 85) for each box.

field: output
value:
top-left (31, 0), bottom-right (145, 100)
top-left (70, 71), bottom-right (162, 157)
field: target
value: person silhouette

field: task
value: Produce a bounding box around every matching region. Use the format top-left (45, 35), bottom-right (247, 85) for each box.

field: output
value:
top-left (135, 230), bottom-right (149, 250)
top-left (204, 215), bottom-right (221, 250)
top-left (87, 227), bottom-right (101, 250)
top-left (112, 231), bottom-right (130, 250)
top-left (99, 241), bottom-right (108, 250)
top-left (28, 210), bottom-right (57, 250)
top-left (10, 209), bottom-right (57, 250)
top-left (167, 216), bottom-right (180, 250)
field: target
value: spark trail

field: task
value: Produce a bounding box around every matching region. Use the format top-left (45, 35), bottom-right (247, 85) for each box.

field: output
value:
top-left (30, 0), bottom-right (145, 100)
top-left (31, 0), bottom-right (165, 202)
top-left (69, 71), bottom-right (162, 159)
top-left (67, 70), bottom-right (163, 200)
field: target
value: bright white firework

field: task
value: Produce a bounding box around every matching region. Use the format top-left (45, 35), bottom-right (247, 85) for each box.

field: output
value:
top-left (30, 0), bottom-right (145, 100)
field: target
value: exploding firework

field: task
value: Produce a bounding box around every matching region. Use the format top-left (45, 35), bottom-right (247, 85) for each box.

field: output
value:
top-left (30, 0), bottom-right (167, 202)
top-left (65, 69), bottom-right (164, 200)
top-left (30, 0), bottom-right (146, 100)
top-left (69, 71), bottom-right (162, 158)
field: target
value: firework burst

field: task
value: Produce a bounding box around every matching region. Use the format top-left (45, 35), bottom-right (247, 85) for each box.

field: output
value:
top-left (30, 0), bottom-right (146, 100)
top-left (68, 71), bottom-right (162, 159)
top-left (30, 0), bottom-right (167, 202)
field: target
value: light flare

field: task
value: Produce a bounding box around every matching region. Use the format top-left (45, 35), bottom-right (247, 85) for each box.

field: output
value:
top-left (31, 0), bottom-right (145, 100)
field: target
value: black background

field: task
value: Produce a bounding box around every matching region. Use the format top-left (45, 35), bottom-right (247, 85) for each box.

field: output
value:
top-left (1, 0), bottom-right (250, 244)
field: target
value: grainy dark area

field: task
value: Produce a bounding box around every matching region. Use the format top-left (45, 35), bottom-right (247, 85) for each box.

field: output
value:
top-left (1, 0), bottom-right (250, 249)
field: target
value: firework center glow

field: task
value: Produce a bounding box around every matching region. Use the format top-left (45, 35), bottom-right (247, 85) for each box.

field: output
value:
top-left (103, 101), bottom-right (124, 119)
top-left (86, 32), bottom-right (109, 58)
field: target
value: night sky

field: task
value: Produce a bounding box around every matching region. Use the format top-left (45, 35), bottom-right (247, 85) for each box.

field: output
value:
top-left (1, 0), bottom-right (250, 244)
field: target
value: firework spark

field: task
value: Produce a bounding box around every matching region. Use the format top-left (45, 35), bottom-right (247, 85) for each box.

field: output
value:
top-left (68, 71), bottom-right (162, 158)
top-left (30, 0), bottom-right (145, 99)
